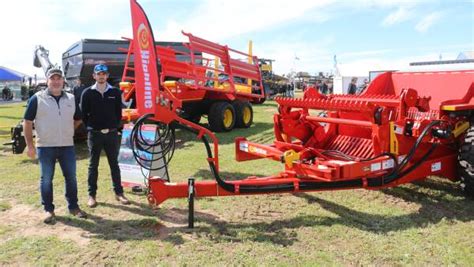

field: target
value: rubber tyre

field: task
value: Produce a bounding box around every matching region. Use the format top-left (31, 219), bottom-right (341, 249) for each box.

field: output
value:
top-left (458, 125), bottom-right (474, 198)
top-left (208, 102), bottom-right (235, 132)
top-left (233, 101), bottom-right (253, 128)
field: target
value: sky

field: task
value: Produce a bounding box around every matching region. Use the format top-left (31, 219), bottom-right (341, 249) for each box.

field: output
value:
top-left (0, 0), bottom-right (472, 79)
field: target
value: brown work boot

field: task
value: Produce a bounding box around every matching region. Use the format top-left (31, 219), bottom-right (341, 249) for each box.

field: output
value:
top-left (87, 196), bottom-right (98, 208)
top-left (70, 208), bottom-right (87, 219)
top-left (116, 194), bottom-right (130, 205)
top-left (43, 211), bottom-right (56, 224)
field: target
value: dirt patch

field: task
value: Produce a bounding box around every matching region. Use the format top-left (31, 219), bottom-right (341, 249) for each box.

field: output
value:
top-left (0, 204), bottom-right (92, 246)
top-left (155, 207), bottom-right (218, 239)
top-left (0, 148), bottom-right (13, 157)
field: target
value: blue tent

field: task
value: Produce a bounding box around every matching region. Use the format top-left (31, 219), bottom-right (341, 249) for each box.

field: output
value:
top-left (0, 66), bottom-right (25, 81)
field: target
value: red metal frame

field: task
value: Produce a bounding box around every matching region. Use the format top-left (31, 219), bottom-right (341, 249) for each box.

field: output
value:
top-left (119, 30), bottom-right (265, 106)
top-left (126, 0), bottom-right (473, 208)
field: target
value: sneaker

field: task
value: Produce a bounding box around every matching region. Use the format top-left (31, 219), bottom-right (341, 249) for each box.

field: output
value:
top-left (87, 196), bottom-right (97, 208)
top-left (43, 211), bottom-right (56, 224)
top-left (70, 208), bottom-right (87, 219)
top-left (115, 194), bottom-right (130, 205)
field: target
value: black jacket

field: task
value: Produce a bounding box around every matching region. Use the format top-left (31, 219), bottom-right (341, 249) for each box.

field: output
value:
top-left (348, 83), bottom-right (357, 95)
top-left (80, 85), bottom-right (122, 130)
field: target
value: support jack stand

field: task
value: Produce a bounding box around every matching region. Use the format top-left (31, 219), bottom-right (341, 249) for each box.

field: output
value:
top-left (188, 178), bottom-right (195, 228)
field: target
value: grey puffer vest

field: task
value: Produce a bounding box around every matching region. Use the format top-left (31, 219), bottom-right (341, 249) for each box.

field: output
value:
top-left (34, 90), bottom-right (76, 147)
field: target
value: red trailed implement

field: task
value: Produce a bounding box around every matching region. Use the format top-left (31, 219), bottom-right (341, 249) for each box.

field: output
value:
top-left (126, 0), bottom-right (474, 227)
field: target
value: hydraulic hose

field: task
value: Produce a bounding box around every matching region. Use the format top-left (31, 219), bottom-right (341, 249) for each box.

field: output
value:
top-left (129, 113), bottom-right (176, 172)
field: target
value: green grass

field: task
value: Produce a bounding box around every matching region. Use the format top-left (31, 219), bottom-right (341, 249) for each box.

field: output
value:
top-left (0, 237), bottom-right (80, 265)
top-left (0, 101), bottom-right (473, 265)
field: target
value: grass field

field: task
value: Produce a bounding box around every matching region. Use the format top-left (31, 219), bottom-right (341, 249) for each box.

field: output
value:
top-left (0, 100), bottom-right (473, 265)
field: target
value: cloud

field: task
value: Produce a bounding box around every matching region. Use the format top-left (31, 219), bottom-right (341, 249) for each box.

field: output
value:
top-left (336, 51), bottom-right (460, 76)
top-left (250, 33), bottom-right (336, 75)
top-left (415, 12), bottom-right (443, 33)
top-left (0, 0), bottom-right (130, 77)
top-left (382, 6), bottom-right (414, 26)
top-left (157, 0), bottom-right (336, 42)
top-left (338, 49), bottom-right (393, 58)
top-left (267, 42), bottom-right (469, 77)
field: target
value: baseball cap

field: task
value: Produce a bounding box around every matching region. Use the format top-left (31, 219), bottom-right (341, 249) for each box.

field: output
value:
top-left (94, 64), bottom-right (109, 74)
top-left (46, 68), bottom-right (63, 79)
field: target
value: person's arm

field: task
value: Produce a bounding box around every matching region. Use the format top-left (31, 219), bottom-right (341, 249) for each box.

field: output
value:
top-left (116, 90), bottom-right (123, 126)
top-left (23, 95), bottom-right (37, 159)
top-left (23, 120), bottom-right (35, 159)
top-left (73, 95), bottom-right (82, 130)
top-left (74, 120), bottom-right (82, 130)
top-left (80, 89), bottom-right (89, 127)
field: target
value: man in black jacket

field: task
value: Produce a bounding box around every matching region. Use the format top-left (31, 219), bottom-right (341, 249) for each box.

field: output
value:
top-left (80, 64), bottom-right (129, 207)
top-left (348, 77), bottom-right (358, 95)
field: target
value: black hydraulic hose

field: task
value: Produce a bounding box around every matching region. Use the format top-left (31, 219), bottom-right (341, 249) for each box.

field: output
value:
top-left (198, 133), bottom-right (362, 193)
top-left (199, 134), bottom-right (236, 192)
top-left (169, 122), bottom-right (235, 192)
top-left (173, 122), bottom-right (298, 193)
top-left (396, 120), bottom-right (441, 173)
top-left (366, 142), bottom-right (438, 187)
top-left (130, 113), bottom-right (176, 171)
top-left (389, 142), bottom-right (439, 181)
top-left (300, 178), bottom-right (363, 190)
top-left (367, 120), bottom-right (442, 186)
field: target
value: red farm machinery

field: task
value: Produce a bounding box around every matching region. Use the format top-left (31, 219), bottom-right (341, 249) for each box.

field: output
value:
top-left (126, 0), bottom-right (474, 227)
top-left (119, 6), bottom-right (265, 132)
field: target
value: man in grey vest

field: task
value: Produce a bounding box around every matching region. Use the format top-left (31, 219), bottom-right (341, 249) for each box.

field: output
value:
top-left (23, 68), bottom-right (86, 224)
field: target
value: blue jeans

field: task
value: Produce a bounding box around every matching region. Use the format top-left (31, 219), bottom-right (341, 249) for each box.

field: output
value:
top-left (37, 146), bottom-right (79, 212)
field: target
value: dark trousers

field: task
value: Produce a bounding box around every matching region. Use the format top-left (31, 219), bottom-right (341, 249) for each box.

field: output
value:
top-left (87, 131), bottom-right (123, 197)
top-left (37, 146), bottom-right (79, 212)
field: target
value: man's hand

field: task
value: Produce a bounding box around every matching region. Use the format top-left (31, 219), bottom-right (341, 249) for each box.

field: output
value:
top-left (26, 145), bottom-right (36, 159)
top-left (23, 120), bottom-right (35, 159)
top-left (74, 120), bottom-right (82, 130)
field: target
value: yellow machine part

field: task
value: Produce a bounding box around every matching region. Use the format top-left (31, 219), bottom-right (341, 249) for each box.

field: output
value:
top-left (216, 82), bottom-right (252, 94)
top-left (452, 121), bottom-right (470, 138)
top-left (282, 149), bottom-right (300, 168)
top-left (261, 64), bottom-right (272, 72)
top-left (119, 82), bottom-right (132, 93)
top-left (163, 81), bottom-right (177, 88)
top-left (389, 121), bottom-right (399, 155)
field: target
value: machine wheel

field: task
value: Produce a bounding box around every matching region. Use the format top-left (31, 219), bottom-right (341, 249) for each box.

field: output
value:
top-left (208, 101), bottom-right (235, 132)
top-left (458, 125), bottom-right (474, 198)
top-left (233, 101), bottom-right (253, 128)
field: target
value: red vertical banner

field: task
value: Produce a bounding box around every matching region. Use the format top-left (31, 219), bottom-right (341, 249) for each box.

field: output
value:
top-left (130, 0), bottom-right (159, 115)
